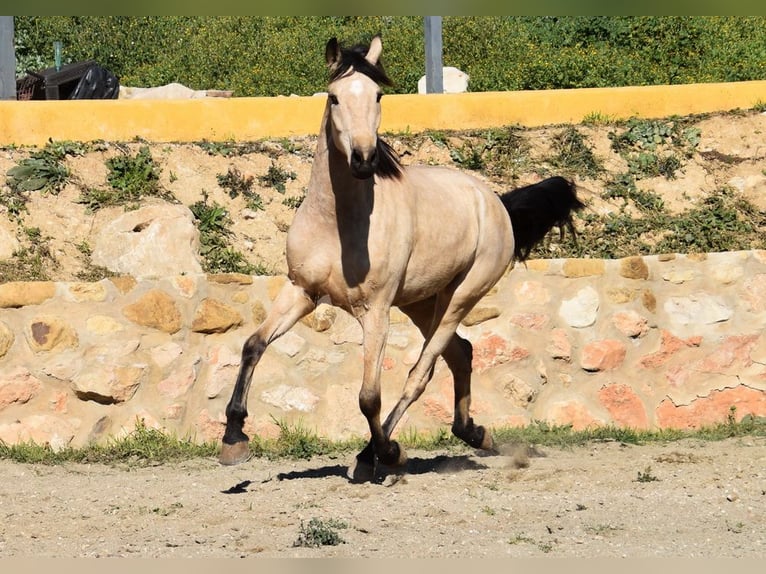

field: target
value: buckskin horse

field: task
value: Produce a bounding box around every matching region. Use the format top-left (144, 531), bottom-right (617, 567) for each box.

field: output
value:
top-left (220, 35), bottom-right (584, 482)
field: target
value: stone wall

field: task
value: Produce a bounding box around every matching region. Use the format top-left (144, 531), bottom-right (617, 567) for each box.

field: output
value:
top-left (2, 251), bottom-right (766, 449)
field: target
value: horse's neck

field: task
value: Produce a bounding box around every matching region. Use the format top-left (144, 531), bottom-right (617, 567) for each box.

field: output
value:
top-left (304, 106), bottom-right (373, 224)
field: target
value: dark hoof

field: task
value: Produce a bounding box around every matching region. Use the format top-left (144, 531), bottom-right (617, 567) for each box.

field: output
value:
top-left (454, 422), bottom-right (495, 451)
top-left (378, 440), bottom-right (408, 467)
top-left (476, 425), bottom-right (495, 451)
top-left (219, 440), bottom-right (251, 466)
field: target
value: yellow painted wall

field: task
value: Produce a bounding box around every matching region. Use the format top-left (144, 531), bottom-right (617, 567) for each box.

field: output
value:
top-left (0, 80), bottom-right (765, 147)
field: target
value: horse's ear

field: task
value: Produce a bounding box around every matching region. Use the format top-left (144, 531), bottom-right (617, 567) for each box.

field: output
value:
top-left (365, 36), bottom-right (382, 65)
top-left (325, 37), bottom-right (341, 70)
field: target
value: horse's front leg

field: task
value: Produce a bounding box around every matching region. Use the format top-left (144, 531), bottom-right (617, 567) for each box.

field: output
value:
top-left (348, 306), bottom-right (407, 482)
top-left (219, 281), bottom-right (315, 466)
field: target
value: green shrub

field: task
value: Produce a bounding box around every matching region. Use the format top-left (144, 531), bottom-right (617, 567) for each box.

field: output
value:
top-left (12, 17), bottom-right (766, 96)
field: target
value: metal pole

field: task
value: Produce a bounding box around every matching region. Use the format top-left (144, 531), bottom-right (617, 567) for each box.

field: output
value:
top-left (0, 16), bottom-right (16, 100)
top-left (424, 16), bottom-right (443, 94)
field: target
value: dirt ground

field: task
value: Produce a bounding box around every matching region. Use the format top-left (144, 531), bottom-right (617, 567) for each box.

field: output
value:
top-left (1, 436), bottom-right (763, 558)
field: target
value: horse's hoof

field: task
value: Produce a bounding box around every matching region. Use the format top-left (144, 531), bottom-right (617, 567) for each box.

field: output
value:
top-left (347, 457), bottom-right (376, 483)
top-left (219, 441), bottom-right (251, 466)
top-left (477, 426), bottom-right (495, 451)
top-left (378, 440), bottom-right (408, 467)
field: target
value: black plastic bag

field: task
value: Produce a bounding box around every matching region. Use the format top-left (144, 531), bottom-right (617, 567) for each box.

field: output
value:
top-left (70, 64), bottom-right (119, 99)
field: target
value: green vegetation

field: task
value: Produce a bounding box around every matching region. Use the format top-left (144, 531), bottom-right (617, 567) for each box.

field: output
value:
top-left (189, 192), bottom-right (264, 274)
top-left (0, 226), bottom-right (56, 282)
top-left (78, 145), bottom-right (173, 211)
top-left (258, 163), bottom-right (296, 195)
top-left (5, 140), bottom-right (85, 198)
top-left (547, 126), bottom-right (603, 178)
top-left (293, 518), bottom-right (348, 547)
top-left (217, 166), bottom-right (264, 211)
top-left (13, 17), bottom-right (766, 96)
top-left (1, 413), bottom-right (763, 466)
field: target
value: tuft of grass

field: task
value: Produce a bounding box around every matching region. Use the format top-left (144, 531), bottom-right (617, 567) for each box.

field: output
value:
top-left (217, 166), bottom-right (264, 211)
top-left (79, 146), bottom-right (173, 211)
top-left (4, 140), bottom-right (82, 195)
top-left (293, 517), bottom-right (347, 547)
top-left (0, 226), bottom-right (56, 282)
top-left (635, 465), bottom-right (659, 483)
top-left (189, 192), bottom-right (260, 274)
top-left (258, 163), bottom-right (296, 194)
top-left (582, 111), bottom-right (617, 125)
top-left (547, 126), bottom-right (603, 178)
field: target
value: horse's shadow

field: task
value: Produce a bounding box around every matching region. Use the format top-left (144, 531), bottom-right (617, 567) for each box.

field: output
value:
top-left (220, 453), bottom-right (489, 493)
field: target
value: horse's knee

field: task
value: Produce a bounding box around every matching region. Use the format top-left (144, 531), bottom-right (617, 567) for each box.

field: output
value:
top-left (358, 389), bottom-right (381, 420)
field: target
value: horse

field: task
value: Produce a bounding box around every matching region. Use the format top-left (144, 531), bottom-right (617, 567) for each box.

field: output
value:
top-left (219, 35), bottom-right (584, 482)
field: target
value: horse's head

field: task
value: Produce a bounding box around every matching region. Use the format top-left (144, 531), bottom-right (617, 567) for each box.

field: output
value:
top-left (325, 36), bottom-right (400, 181)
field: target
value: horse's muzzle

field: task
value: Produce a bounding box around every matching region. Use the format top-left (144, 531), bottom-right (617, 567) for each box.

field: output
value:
top-left (350, 148), bottom-right (378, 179)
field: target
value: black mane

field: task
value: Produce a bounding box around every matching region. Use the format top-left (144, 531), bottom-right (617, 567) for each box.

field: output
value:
top-left (329, 41), bottom-right (394, 86)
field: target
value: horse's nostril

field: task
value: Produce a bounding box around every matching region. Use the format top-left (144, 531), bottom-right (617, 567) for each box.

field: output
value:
top-left (352, 150), bottom-right (363, 164)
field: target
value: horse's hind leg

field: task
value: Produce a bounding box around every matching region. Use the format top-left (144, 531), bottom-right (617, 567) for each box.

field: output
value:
top-left (443, 336), bottom-right (494, 451)
top-left (398, 299), bottom-right (493, 451)
top-left (220, 281), bottom-right (315, 466)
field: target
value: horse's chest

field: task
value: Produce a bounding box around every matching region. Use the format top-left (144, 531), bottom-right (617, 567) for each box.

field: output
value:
top-left (287, 240), bottom-right (378, 315)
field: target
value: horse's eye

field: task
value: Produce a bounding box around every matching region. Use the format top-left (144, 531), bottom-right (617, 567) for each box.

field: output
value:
top-left (328, 94), bottom-right (339, 105)
top-left (376, 93), bottom-right (383, 103)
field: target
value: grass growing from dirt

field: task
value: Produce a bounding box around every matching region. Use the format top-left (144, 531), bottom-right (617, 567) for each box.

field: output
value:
top-left (189, 192), bottom-right (265, 275)
top-left (0, 226), bottom-right (57, 282)
top-left (78, 145), bottom-right (174, 210)
top-left (293, 518), bottom-right (348, 547)
top-left (2, 412), bottom-right (763, 466)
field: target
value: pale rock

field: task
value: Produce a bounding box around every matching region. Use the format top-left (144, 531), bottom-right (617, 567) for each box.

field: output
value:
top-left (612, 310), bottom-right (649, 338)
top-left (581, 339), bottom-right (627, 372)
top-left (25, 316), bottom-right (79, 352)
top-left (559, 286), bottom-right (599, 328)
top-left (0, 415), bottom-right (79, 451)
top-left (92, 203), bottom-right (203, 279)
top-left (204, 345), bottom-right (241, 399)
top-left (0, 368), bottom-right (42, 410)
top-left (664, 293), bottom-right (733, 325)
top-left (417, 67), bottom-right (469, 94)
top-left (513, 280), bottom-right (550, 305)
top-left (0, 224), bottom-right (20, 260)
top-left (172, 275), bottom-right (199, 299)
top-left (158, 364), bottom-right (198, 399)
top-left (261, 384), bottom-right (320, 412)
top-left (72, 363), bottom-right (146, 404)
top-left (501, 375), bottom-right (538, 406)
top-left (662, 269), bottom-right (697, 284)
top-left (150, 341), bottom-right (185, 369)
top-left (742, 273), bottom-right (766, 313)
top-left (86, 315), bottom-right (125, 334)
top-left (64, 282), bottom-right (107, 302)
top-left (0, 320), bottom-right (14, 358)
top-left (272, 331), bottom-right (306, 357)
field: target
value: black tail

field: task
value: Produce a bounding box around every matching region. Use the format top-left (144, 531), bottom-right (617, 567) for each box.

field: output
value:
top-left (500, 176), bottom-right (585, 262)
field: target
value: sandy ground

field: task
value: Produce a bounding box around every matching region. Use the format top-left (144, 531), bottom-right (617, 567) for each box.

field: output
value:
top-left (1, 436), bottom-right (763, 558)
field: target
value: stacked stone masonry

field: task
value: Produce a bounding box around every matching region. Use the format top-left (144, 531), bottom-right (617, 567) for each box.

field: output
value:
top-left (1, 251), bottom-right (766, 449)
